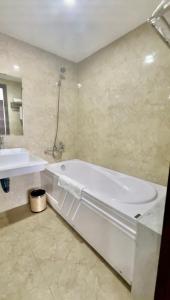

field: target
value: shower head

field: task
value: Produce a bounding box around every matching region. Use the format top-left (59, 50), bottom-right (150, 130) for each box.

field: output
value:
top-left (56, 66), bottom-right (66, 86)
top-left (59, 66), bottom-right (66, 81)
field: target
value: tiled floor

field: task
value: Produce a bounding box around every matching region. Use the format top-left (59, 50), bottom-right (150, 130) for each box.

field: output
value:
top-left (0, 205), bottom-right (132, 300)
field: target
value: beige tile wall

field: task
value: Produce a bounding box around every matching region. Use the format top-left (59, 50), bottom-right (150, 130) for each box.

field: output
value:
top-left (77, 23), bottom-right (170, 186)
top-left (0, 32), bottom-right (78, 212)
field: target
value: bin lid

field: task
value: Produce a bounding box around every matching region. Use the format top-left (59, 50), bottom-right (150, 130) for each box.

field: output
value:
top-left (30, 189), bottom-right (46, 197)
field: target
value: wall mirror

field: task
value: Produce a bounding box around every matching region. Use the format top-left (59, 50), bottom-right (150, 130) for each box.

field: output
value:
top-left (0, 73), bottom-right (23, 135)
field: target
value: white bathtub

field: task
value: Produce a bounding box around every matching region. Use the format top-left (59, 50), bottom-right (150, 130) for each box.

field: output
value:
top-left (42, 159), bottom-right (166, 284)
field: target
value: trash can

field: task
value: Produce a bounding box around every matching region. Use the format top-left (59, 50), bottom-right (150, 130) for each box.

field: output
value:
top-left (30, 189), bottom-right (47, 213)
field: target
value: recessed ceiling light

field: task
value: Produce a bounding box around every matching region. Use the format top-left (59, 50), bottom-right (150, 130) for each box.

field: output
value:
top-left (64, 0), bottom-right (76, 6)
top-left (77, 83), bottom-right (82, 89)
top-left (144, 53), bottom-right (156, 64)
top-left (13, 64), bottom-right (20, 71)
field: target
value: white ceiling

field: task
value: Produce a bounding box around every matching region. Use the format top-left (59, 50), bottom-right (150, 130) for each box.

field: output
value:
top-left (0, 0), bottom-right (160, 62)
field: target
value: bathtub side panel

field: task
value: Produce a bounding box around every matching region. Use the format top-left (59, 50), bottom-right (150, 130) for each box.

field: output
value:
top-left (41, 170), bottom-right (67, 211)
top-left (71, 200), bottom-right (136, 284)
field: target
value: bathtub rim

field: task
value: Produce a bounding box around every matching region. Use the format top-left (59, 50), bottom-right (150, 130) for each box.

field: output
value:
top-left (45, 159), bottom-right (166, 220)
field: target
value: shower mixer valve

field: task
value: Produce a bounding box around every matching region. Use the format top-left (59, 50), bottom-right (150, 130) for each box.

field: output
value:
top-left (45, 141), bottom-right (65, 156)
top-left (54, 141), bottom-right (65, 153)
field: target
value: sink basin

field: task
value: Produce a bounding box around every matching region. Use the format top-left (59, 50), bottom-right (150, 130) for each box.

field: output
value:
top-left (0, 148), bottom-right (48, 179)
top-left (0, 148), bottom-right (29, 165)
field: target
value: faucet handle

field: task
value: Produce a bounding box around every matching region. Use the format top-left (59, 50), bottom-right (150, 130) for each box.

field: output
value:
top-left (59, 141), bottom-right (65, 151)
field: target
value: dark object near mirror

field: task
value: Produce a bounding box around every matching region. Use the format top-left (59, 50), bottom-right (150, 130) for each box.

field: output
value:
top-left (0, 178), bottom-right (10, 193)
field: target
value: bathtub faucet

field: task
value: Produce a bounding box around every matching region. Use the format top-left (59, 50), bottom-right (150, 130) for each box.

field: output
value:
top-left (53, 141), bottom-right (65, 155)
top-left (57, 141), bottom-right (65, 153)
top-left (44, 141), bottom-right (65, 158)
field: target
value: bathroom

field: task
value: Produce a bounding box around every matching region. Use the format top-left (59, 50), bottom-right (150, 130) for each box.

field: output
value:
top-left (0, 0), bottom-right (169, 299)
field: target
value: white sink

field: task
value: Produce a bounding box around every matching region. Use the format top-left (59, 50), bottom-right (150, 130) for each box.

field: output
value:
top-left (0, 148), bottom-right (48, 179)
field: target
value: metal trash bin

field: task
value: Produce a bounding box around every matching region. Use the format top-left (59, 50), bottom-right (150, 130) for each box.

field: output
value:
top-left (30, 189), bottom-right (47, 213)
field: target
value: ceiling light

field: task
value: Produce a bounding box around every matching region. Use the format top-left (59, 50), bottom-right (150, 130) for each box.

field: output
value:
top-left (144, 53), bottom-right (156, 64)
top-left (13, 64), bottom-right (20, 71)
top-left (64, 0), bottom-right (76, 6)
top-left (77, 83), bottom-right (82, 89)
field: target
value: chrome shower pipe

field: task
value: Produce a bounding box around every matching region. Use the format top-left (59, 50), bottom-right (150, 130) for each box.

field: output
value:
top-left (151, 0), bottom-right (170, 18)
top-left (148, 0), bottom-right (170, 47)
top-left (45, 67), bottom-right (66, 160)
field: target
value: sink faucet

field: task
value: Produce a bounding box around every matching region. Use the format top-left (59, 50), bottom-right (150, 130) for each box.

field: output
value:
top-left (0, 136), bottom-right (4, 149)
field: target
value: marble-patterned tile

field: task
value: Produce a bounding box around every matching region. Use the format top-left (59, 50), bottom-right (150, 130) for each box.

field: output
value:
top-left (0, 249), bottom-right (47, 297)
top-left (50, 259), bottom-right (131, 300)
top-left (0, 286), bottom-right (54, 300)
top-left (0, 213), bottom-right (9, 228)
top-left (50, 262), bottom-right (99, 300)
top-left (0, 206), bottom-right (132, 300)
top-left (77, 23), bottom-right (170, 186)
top-left (92, 260), bottom-right (131, 300)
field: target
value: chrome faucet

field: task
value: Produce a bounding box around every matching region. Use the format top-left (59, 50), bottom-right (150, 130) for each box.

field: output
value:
top-left (57, 141), bottom-right (65, 153)
top-left (0, 136), bottom-right (4, 149)
top-left (44, 141), bottom-right (65, 158)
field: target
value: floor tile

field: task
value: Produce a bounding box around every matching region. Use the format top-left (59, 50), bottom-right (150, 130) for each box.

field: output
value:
top-left (0, 205), bottom-right (132, 300)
